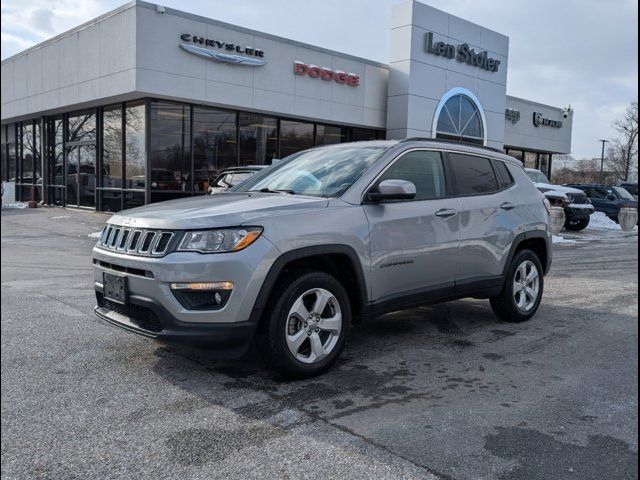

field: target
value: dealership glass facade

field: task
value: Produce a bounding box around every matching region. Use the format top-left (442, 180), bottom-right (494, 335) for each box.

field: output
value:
top-left (0, 99), bottom-right (383, 211)
top-left (503, 147), bottom-right (554, 180)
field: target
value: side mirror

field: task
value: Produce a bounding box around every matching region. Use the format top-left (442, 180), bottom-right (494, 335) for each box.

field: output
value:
top-left (367, 179), bottom-right (416, 202)
top-left (606, 194), bottom-right (617, 201)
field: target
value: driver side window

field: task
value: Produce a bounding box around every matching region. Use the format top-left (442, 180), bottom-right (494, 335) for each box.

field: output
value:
top-left (378, 151), bottom-right (446, 201)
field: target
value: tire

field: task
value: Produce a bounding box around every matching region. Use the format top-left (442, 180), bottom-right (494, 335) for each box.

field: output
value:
top-left (490, 249), bottom-right (544, 323)
top-left (564, 217), bottom-right (589, 231)
top-left (257, 271), bottom-right (351, 378)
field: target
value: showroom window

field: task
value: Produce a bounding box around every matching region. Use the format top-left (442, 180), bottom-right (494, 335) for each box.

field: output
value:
top-left (125, 102), bottom-right (146, 192)
top-left (66, 110), bottom-right (97, 208)
top-left (351, 128), bottom-right (385, 142)
top-left (238, 113), bottom-right (278, 165)
top-left (98, 102), bottom-right (147, 211)
top-left (435, 90), bottom-right (485, 145)
top-left (192, 107), bottom-right (237, 192)
top-left (316, 124), bottom-right (349, 145)
top-left (149, 101), bottom-right (191, 203)
top-left (280, 120), bottom-right (314, 159)
top-left (524, 151), bottom-right (538, 169)
top-left (16, 121), bottom-right (41, 202)
top-left (45, 117), bottom-right (65, 206)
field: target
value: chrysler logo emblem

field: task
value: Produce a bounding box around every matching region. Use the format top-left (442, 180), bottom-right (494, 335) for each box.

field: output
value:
top-left (179, 44), bottom-right (267, 66)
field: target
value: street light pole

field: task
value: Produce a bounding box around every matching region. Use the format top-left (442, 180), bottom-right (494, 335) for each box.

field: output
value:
top-left (598, 139), bottom-right (608, 184)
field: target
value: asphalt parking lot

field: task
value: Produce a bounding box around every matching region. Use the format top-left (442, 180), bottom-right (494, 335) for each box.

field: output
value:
top-left (1, 207), bottom-right (638, 480)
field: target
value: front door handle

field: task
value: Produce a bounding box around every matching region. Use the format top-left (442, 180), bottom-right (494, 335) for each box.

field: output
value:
top-left (435, 208), bottom-right (457, 218)
top-left (500, 202), bottom-right (516, 210)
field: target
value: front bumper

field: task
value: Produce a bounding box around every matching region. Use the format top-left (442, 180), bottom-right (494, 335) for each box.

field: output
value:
top-left (564, 204), bottom-right (594, 220)
top-left (92, 236), bottom-right (280, 355)
top-left (95, 288), bottom-right (256, 356)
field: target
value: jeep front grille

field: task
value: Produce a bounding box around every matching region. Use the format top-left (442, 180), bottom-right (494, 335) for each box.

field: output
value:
top-left (97, 226), bottom-right (175, 257)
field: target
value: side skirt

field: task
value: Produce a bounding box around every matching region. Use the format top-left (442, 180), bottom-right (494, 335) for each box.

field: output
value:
top-left (363, 276), bottom-right (504, 320)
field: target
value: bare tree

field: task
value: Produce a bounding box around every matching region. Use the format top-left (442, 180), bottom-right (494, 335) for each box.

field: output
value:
top-left (609, 101), bottom-right (638, 182)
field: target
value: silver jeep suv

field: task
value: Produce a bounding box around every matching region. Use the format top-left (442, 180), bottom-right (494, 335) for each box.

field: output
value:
top-left (93, 139), bottom-right (551, 377)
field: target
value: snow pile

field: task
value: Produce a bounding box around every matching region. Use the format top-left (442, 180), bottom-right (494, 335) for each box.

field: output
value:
top-left (553, 235), bottom-right (576, 244)
top-left (588, 211), bottom-right (620, 230)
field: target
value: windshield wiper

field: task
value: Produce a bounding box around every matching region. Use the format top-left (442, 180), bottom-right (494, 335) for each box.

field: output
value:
top-left (251, 188), bottom-right (295, 194)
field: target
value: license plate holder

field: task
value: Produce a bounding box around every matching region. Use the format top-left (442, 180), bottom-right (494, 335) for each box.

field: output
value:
top-left (103, 272), bottom-right (128, 305)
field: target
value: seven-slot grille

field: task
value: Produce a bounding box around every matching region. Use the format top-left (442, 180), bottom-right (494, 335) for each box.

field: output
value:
top-left (98, 225), bottom-right (175, 256)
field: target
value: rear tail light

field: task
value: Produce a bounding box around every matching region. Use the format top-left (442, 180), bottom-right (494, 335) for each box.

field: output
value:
top-left (543, 197), bottom-right (552, 216)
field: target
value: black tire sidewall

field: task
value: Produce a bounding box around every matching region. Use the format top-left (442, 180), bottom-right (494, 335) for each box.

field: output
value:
top-left (266, 271), bottom-right (351, 377)
top-left (503, 250), bottom-right (544, 322)
top-left (565, 217), bottom-right (589, 231)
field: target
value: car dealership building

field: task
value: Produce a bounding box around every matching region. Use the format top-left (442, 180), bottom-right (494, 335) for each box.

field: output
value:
top-left (0, 0), bottom-right (573, 211)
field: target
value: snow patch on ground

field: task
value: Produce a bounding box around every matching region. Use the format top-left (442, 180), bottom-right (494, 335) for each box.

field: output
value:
top-left (553, 235), bottom-right (577, 244)
top-left (88, 231), bottom-right (103, 238)
top-left (2, 202), bottom-right (28, 209)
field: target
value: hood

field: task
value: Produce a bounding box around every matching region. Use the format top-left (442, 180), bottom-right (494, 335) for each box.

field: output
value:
top-left (534, 182), bottom-right (585, 196)
top-left (107, 192), bottom-right (329, 230)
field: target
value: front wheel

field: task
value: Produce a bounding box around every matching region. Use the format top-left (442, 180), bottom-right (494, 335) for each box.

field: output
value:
top-left (257, 271), bottom-right (351, 378)
top-left (490, 249), bottom-right (544, 323)
top-left (564, 217), bottom-right (590, 231)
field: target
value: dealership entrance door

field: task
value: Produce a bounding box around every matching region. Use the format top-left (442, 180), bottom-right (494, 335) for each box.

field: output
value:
top-left (65, 144), bottom-right (96, 208)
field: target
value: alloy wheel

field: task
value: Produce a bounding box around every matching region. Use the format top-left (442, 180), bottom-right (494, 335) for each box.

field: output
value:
top-left (512, 260), bottom-right (540, 312)
top-left (285, 288), bottom-right (342, 364)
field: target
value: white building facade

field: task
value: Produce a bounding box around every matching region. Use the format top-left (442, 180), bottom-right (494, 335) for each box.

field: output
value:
top-left (0, 0), bottom-right (573, 211)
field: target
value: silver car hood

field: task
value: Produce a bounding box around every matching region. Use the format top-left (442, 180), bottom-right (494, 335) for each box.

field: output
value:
top-left (107, 192), bottom-right (329, 230)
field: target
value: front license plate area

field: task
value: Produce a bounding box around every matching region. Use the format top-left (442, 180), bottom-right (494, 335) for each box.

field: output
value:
top-left (103, 272), bottom-right (128, 304)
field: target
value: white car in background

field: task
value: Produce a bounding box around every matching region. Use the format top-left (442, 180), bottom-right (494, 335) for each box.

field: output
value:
top-left (525, 168), bottom-right (594, 231)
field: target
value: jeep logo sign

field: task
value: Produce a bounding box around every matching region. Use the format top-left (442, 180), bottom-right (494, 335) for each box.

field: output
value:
top-left (533, 112), bottom-right (563, 128)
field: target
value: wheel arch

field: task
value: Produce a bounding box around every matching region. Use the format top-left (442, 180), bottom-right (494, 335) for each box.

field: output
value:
top-left (503, 231), bottom-right (551, 278)
top-left (249, 245), bottom-right (368, 327)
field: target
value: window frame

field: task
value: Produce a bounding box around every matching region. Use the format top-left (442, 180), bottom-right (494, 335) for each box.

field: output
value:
top-left (362, 148), bottom-right (455, 204)
top-left (492, 159), bottom-right (515, 189)
top-left (443, 152), bottom-right (509, 198)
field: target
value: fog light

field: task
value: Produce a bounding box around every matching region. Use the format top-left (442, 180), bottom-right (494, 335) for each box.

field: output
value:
top-left (170, 282), bottom-right (233, 310)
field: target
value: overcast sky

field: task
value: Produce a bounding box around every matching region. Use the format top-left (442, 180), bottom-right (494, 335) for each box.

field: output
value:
top-left (1, 0), bottom-right (637, 159)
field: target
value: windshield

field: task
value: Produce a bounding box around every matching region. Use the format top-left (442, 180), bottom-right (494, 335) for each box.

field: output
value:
top-left (233, 146), bottom-right (386, 197)
top-left (613, 186), bottom-right (635, 200)
top-left (526, 170), bottom-right (550, 184)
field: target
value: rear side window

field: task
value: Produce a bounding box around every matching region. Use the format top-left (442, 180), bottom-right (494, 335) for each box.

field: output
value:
top-left (378, 150), bottom-right (446, 200)
top-left (448, 153), bottom-right (499, 195)
top-left (493, 160), bottom-right (514, 188)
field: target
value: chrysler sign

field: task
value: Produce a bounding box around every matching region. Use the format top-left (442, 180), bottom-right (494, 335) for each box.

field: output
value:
top-left (425, 32), bottom-right (500, 72)
top-left (179, 34), bottom-right (266, 66)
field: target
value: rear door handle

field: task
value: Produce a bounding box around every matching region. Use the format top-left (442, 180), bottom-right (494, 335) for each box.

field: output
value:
top-left (435, 208), bottom-right (457, 218)
top-left (500, 202), bottom-right (516, 210)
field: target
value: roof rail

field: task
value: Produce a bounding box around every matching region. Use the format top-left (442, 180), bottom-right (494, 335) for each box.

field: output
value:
top-left (399, 137), bottom-right (505, 154)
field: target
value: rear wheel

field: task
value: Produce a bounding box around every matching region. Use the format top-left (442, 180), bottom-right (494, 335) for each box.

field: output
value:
top-left (490, 249), bottom-right (544, 323)
top-left (257, 271), bottom-right (351, 378)
top-left (564, 217), bottom-right (589, 231)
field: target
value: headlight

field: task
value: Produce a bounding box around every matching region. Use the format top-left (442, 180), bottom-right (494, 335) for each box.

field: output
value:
top-left (178, 227), bottom-right (262, 253)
